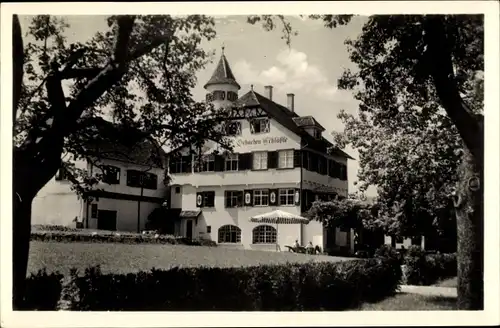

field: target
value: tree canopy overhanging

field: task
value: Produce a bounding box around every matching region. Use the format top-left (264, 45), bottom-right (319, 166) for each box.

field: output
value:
top-left (12, 14), bottom-right (232, 308)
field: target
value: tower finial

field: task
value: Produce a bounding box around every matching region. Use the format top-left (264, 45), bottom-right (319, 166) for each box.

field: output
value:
top-left (221, 42), bottom-right (225, 55)
top-left (251, 84), bottom-right (254, 91)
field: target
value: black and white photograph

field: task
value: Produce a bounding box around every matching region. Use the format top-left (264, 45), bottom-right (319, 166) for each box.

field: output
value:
top-left (1, 1), bottom-right (499, 327)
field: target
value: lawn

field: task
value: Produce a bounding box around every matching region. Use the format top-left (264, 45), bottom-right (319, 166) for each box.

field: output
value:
top-left (358, 293), bottom-right (457, 311)
top-left (434, 277), bottom-right (458, 288)
top-left (28, 241), bottom-right (352, 275)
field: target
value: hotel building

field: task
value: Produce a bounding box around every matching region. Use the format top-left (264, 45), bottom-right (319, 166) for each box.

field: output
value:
top-left (167, 50), bottom-right (354, 252)
top-left (32, 50), bottom-right (355, 253)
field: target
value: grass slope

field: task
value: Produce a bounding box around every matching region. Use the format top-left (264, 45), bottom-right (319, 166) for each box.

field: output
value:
top-left (28, 241), bottom-right (351, 275)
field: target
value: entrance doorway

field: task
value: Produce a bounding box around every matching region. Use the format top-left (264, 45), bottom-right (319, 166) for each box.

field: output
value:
top-left (97, 210), bottom-right (117, 231)
top-left (186, 220), bottom-right (193, 239)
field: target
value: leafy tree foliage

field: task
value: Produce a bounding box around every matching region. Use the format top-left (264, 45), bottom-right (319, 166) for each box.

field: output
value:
top-left (12, 15), bottom-right (231, 308)
top-left (248, 14), bottom-right (484, 309)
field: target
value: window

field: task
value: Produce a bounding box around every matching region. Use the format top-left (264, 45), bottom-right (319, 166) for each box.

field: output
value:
top-left (340, 164), bottom-right (348, 180)
top-left (225, 190), bottom-right (243, 208)
top-left (253, 189), bottom-right (269, 206)
top-left (212, 90), bottom-right (226, 100)
top-left (170, 156), bottom-right (192, 174)
top-left (126, 170), bottom-right (158, 190)
top-left (279, 188), bottom-right (295, 206)
top-left (252, 151), bottom-right (268, 170)
top-left (175, 186), bottom-right (181, 194)
top-left (250, 118), bottom-right (270, 134)
top-left (314, 129), bottom-right (322, 139)
top-left (252, 225), bottom-right (277, 244)
top-left (225, 121), bottom-right (241, 136)
top-left (196, 191), bottom-right (215, 208)
top-left (102, 165), bottom-right (120, 184)
top-left (278, 150), bottom-right (294, 169)
top-left (227, 91), bottom-right (238, 101)
top-left (225, 153), bottom-right (239, 171)
top-left (207, 226), bottom-right (211, 233)
top-left (218, 225), bottom-right (242, 243)
top-left (195, 154), bottom-right (215, 172)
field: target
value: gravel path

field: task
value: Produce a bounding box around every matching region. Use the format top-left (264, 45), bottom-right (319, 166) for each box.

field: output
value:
top-left (399, 285), bottom-right (457, 297)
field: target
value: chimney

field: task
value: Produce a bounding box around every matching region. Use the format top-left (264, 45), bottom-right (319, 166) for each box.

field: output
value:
top-left (287, 93), bottom-right (295, 112)
top-left (264, 85), bottom-right (273, 100)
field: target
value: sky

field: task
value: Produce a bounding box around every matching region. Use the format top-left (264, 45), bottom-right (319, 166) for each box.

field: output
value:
top-left (19, 15), bottom-right (376, 196)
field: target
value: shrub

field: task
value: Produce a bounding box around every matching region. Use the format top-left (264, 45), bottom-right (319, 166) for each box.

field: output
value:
top-left (30, 229), bottom-right (217, 247)
top-left (19, 269), bottom-right (63, 310)
top-left (374, 244), bottom-right (403, 264)
top-left (403, 246), bottom-right (457, 285)
top-left (62, 258), bottom-right (401, 311)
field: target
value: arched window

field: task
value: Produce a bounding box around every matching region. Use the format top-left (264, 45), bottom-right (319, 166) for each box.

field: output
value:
top-left (218, 225), bottom-right (241, 243)
top-left (252, 225), bottom-right (277, 244)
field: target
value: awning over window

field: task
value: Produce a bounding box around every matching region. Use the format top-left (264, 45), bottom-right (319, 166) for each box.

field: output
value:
top-left (179, 210), bottom-right (202, 219)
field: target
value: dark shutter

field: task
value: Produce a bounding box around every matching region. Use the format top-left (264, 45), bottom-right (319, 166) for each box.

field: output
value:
top-left (196, 192), bottom-right (203, 207)
top-left (237, 191), bottom-right (244, 207)
top-left (214, 155), bottom-right (224, 172)
top-left (302, 151), bottom-right (309, 170)
top-left (294, 149), bottom-right (302, 168)
top-left (294, 188), bottom-right (301, 206)
top-left (243, 189), bottom-right (253, 206)
top-left (269, 189), bottom-right (278, 206)
top-left (238, 153), bottom-right (250, 171)
top-left (224, 191), bottom-right (229, 208)
top-left (268, 151), bottom-right (278, 169)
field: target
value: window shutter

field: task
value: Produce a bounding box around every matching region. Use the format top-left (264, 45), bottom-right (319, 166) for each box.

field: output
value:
top-left (294, 188), bottom-right (301, 206)
top-left (269, 189), bottom-right (278, 206)
top-left (302, 151), bottom-right (308, 170)
top-left (244, 189), bottom-right (253, 206)
top-left (238, 153), bottom-right (249, 171)
top-left (294, 150), bottom-right (302, 168)
top-left (237, 191), bottom-right (244, 207)
top-left (224, 191), bottom-right (229, 208)
top-left (214, 155), bottom-right (224, 172)
top-left (249, 120), bottom-right (255, 134)
top-left (268, 151), bottom-right (278, 169)
top-left (196, 192), bottom-right (203, 207)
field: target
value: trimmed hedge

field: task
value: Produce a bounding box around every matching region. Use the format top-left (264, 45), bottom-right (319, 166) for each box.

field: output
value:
top-left (18, 269), bottom-right (64, 310)
top-left (23, 258), bottom-right (401, 311)
top-left (31, 227), bottom-right (217, 247)
top-left (403, 246), bottom-right (457, 285)
top-left (375, 245), bottom-right (457, 285)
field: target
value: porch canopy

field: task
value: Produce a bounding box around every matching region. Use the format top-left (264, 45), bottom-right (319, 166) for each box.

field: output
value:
top-left (250, 210), bottom-right (310, 251)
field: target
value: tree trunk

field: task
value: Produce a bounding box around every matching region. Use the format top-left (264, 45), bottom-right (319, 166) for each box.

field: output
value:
top-left (12, 185), bottom-right (35, 310)
top-left (454, 136), bottom-right (483, 310)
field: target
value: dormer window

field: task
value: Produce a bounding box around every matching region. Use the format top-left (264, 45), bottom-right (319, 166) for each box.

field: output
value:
top-left (314, 129), bottom-right (322, 139)
top-left (250, 118), bottom-right (270, 134)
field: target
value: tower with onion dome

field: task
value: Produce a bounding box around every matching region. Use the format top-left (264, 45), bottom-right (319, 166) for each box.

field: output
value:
top-left (204, 46), bottom-right (240, 109)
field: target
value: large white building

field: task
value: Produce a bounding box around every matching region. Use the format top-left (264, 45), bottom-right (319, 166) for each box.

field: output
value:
top-left (167, 50), bottom-right (354, 252)
top-left (32, 49), bottom-right (355, 253)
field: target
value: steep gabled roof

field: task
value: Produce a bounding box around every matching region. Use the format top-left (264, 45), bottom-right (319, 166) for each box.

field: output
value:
top-left (203, 53), bottom-right (241, 89)
top-left (234, 90), bottom-right (354, 160)
top-left (78, 117), bottom-right (166, 168)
